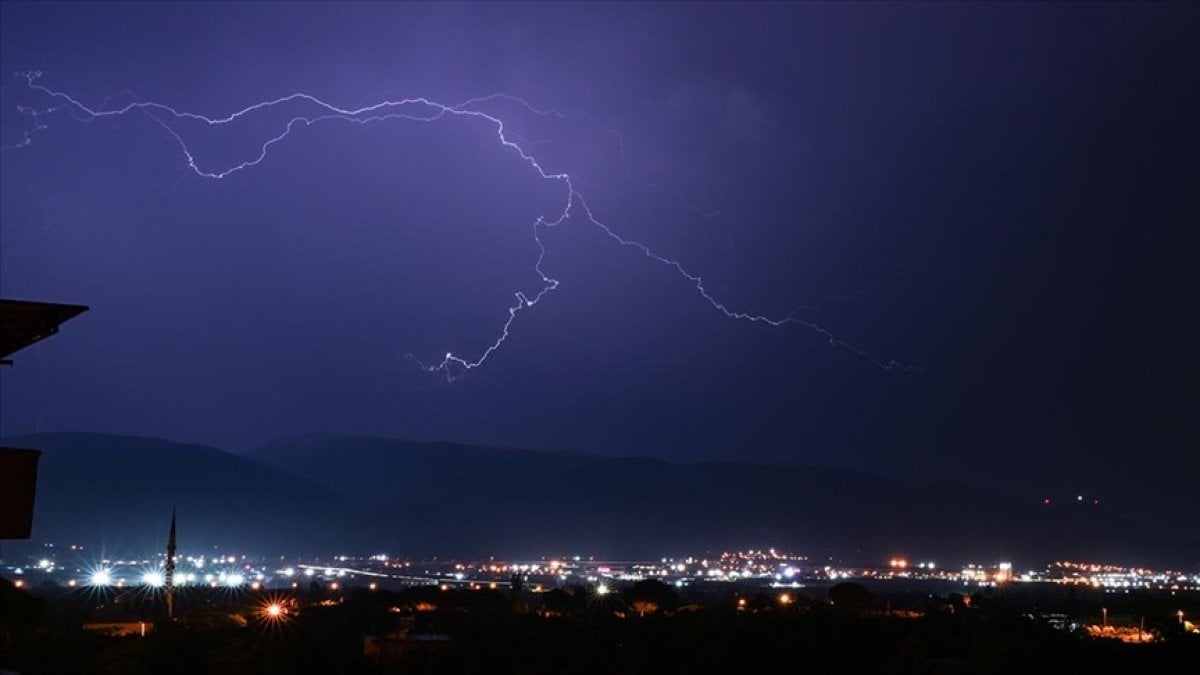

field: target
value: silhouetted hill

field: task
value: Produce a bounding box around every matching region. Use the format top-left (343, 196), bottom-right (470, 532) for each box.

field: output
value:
top-left (252, 434), bottom-right (1199, 567)
top-left (9, 432), bottom-right (1193, 566)
top-left (3, 433), bottom-right (352, 555)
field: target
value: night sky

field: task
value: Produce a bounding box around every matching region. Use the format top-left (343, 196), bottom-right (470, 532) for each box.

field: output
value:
top-left (1, 3), bottom-right (1196, 530)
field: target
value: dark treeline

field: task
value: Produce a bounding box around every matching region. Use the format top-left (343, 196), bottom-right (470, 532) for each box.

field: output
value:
top-left (3, 578), bottom-right (1199, 674)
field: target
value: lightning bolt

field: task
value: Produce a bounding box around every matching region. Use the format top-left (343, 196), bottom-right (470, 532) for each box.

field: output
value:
top-left (6, 71), bottom-right (916, 379)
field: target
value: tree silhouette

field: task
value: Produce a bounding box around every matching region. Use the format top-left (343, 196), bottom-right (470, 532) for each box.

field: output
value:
top-left (828, 582), bottom-right (872, 611)
top-left (622, 579), bottom-right (679, 616)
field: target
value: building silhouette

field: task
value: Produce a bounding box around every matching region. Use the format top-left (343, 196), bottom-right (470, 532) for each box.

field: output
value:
top-left (0, 298), bottom-right (88, 542)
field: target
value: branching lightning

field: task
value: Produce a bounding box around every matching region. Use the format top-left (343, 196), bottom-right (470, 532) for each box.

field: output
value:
top-left (6, 71), bottom-right (915, 378)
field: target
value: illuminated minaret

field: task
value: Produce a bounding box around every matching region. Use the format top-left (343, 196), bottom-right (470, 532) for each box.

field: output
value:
top-left (165, 509), bottom-right (176, 619)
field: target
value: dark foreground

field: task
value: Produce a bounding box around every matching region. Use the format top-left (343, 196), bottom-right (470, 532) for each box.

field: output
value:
top-left (3, 579), bottom-right (1198, 674)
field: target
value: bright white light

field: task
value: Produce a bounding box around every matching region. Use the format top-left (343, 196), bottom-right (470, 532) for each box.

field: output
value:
top-left (143, 571), bottom-right (165, 587)
top-left (304, 568), bottom-right (315, 577)
top-left (282, 568), bottom-right (295, 577)
top-left (225, 573), bottom-right (245, 587)
top-left (90, 569), bottom-right (112, 586)
top-left (37, 559), bottom-right (52, 569)
top-left (596, 584), bottom-right (610, 596)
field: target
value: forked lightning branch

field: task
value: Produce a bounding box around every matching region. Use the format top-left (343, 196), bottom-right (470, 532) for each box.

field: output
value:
top-left (8, 72), bottom-right (913, 378)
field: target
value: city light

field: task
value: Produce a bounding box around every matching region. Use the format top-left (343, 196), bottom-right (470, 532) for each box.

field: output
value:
top-left (12, 549), bottom-right (1194, 625)
top-left (257, 596), bottom-right (292, 625)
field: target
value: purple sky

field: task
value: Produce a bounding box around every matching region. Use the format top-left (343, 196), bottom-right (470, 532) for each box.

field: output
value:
top-left (1, 2), bottom-right (1196, 530)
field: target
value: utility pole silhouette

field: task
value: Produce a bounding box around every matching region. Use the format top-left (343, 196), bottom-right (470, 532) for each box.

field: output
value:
top-left (165, 509), bottom-right (176, 619)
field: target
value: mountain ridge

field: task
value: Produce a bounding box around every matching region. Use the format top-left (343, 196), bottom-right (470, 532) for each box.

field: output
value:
top-left (2, 432), bottom-right (352, 555)
top-left (250, 432), bottom-right (1200, 566)
top-left (6, 431), bottom-right (1196, 567)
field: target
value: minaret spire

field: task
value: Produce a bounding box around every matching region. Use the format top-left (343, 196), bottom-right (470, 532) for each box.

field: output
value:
top-left (165, 508), bottom-right (176, 619)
